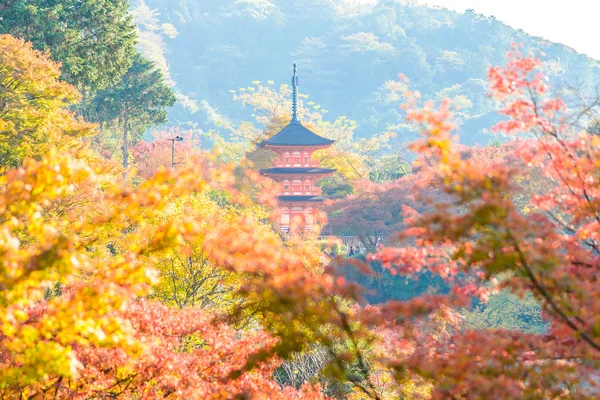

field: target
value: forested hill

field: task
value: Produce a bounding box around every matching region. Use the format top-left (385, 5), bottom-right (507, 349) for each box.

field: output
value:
top-left (137, 0), bottom-right (600, 144)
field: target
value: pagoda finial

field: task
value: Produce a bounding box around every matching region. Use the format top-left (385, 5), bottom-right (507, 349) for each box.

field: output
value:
top-left (291, 63), bottom-right (299, 123)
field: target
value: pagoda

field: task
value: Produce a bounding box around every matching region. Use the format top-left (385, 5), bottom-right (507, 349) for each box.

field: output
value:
top-left (258, 64), bottom-right (336, 232)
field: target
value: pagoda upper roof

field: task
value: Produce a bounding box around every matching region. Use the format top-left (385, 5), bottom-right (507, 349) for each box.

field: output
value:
top-left (260, 167), bottom-right (336, 175)
top-left (257, 121), bottom-right (335, 148)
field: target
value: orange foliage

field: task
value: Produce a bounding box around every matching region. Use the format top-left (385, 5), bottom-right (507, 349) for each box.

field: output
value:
top-left (371, 46), bottom-right (600, 398)
top-left (2, 34), bottom-right (599, 399)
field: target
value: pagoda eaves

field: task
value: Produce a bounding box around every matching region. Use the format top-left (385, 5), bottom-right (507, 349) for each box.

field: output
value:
top-left (257, 122), bottom-right (335, 148)
top-left (261, 167), bottom-right (336, 175)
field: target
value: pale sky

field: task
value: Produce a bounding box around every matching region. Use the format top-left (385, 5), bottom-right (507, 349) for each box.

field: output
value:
top-left (417, 0), bottom-right (600, 60)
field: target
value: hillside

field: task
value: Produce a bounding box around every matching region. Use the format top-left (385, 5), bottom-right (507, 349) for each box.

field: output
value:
top-left (136, 0), bottom-right (600, 144)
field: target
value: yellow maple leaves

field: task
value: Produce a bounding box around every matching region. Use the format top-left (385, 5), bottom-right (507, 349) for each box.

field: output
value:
top-left (0, 35), bottom-right (94, 169)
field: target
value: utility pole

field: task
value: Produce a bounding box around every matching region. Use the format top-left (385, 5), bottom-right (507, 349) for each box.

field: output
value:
top-left (167, 136), bottom-right (183, 169)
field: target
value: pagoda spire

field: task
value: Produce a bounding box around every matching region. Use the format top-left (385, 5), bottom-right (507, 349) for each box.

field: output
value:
top-left (291, 63), bottom-right (299, 124)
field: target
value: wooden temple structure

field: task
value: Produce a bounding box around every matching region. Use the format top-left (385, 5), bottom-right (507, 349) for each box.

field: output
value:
top-left (258, 64), bottom-right (335, 232)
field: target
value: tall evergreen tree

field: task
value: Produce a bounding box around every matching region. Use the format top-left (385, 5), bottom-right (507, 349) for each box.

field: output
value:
top-left (90, 53), bottom-right (176, 168)
top-left (0, 0), bottom-right (136, 94)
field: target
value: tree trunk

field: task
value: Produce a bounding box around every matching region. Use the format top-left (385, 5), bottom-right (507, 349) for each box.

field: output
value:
top-left (122, 113), bottom-right (129, 169)
top-left (358, 233), bottom-right (374, 253)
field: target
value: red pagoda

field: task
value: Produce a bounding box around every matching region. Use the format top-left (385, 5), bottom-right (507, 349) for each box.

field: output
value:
top-left (258, 64), bottom-right (336, 233)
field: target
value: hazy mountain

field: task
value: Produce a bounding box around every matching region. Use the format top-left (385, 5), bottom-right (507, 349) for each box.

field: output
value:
top-left (135, 0), bottom-right (600, 144)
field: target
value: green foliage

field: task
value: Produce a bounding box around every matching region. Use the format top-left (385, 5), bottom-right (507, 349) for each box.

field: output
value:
top-left (318, 240), bottom-right (345, 256)
top-left (318, 175), bottom-right (354, 199)
top-left (463, 291), bottom-right (547, 334)
top-left (90, 52), bottom-right (175, 128)
top-left (140, 0), bottom-right (600, 145)
top-left (342, 257), bottom-right (449, 304)
top-left (0, 0), bottom-right (136, 93)
top-left (89, 52), bottom-right (176, 167)
top-left (367, 153), bottom-right (412, 183)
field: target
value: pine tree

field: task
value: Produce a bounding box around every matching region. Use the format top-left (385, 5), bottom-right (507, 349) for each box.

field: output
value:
top-left (90, 53), bottom-right (176, 168)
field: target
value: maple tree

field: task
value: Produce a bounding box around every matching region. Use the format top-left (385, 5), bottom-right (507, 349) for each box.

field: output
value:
top-left (325, 143), bottom-right (523, 250)
top-left (363, 47), bottom-right (600, 398)
top-left (0, 143), bottom-right (410, 399)
top-left (0, 144), bottom-right (335, 398)
top-left (0, 37), bottom-right (327, 398)
top-left (0, 35), bottom-right (94, 168)
top-left (325, 175), bottom-right (428, 251)
top-left (0, 41), bottom-right (378, 397)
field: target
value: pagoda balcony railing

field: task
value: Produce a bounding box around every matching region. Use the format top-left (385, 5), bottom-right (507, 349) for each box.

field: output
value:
top-left (279, 189), bottom-right (322, 196)
top-left (274, 162), bottom-right (320, 168)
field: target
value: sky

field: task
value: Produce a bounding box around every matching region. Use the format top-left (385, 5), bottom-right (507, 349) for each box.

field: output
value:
top-left (416, 0), bottom-right (600, 60)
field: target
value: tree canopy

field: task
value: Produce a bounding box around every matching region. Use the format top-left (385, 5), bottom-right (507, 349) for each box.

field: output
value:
top-left (135, 0), bottom-right (600, 145)
top-left (0, 3), bottom-right (600, 398)
top-left (0, 34), bottom-right (94, 168)
top-left (0, 0), bottom-right (137, 93)
top-left (90, 52), bottom-right (176, 167)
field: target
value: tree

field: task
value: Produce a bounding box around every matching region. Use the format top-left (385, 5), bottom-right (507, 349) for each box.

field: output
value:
top-left (0, 42), bottom-right (352, 394)
top-left (90, 53), bottom-right (176, 168)
top-left (462, 291), bottom-right (546, 334)
top-left (0, 124), bottom-right (339, 397)
top-left (132, 128), bottom-right (198, 179)
top-left (22, 298), bottom-right (326, 399)
top-left (0, 45), bottom-right (326, 396)
top-left (325, 173), bottom-right (435, 250)
top-left (367, 151), bottom-right (412, 183)
top-left (0, 34), bottom-right (94, 167)
top-left (0, 0), bottom-right (136, 93)
top-left (149, 192), bottom-right (258, 312)
top-left (370, 48), bottom-right (600, 398)
top-left (326, 143), bottom-right (520, 250)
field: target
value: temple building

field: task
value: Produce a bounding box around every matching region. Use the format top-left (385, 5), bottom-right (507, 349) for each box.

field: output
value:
top-left (258, 64), bottom-right (336, 232)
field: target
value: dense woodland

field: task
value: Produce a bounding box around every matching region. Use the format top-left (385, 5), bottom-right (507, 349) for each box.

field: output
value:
top-left (136, 0), bottom-right (600, 144)
top-left (0, 0), bottom-right (599, 399)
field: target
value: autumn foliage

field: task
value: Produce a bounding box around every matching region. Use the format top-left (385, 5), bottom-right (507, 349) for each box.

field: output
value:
top-left (1, 33), bottom-right (599, 400)
top-left (0, 36), bottom-right (325, 398)
top-left (132, 129), bottom-right (198, 178)
top-left (0, 35), bottom-right (94, 168)
top-left (369, 46), bottom-right (600, 398)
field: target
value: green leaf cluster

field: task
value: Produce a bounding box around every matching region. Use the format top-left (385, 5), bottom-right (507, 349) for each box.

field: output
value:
top-left (0, 0), bottom-right (137, 93)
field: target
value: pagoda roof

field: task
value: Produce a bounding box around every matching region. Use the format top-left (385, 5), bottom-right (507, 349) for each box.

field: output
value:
top-left (257, 122), bottom-right (335, 147)
top-left (278, 195), bottom-right (325, 203)
top-left (260, 167), bottom-right (336, 175)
